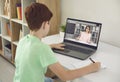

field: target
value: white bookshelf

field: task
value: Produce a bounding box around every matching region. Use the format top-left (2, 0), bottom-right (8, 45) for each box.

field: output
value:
top-left (0, 0), bottom-right (36, 63)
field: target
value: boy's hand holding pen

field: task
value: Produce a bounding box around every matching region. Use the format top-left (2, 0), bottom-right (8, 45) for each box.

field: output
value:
top-left (89, 58), bottom-right (101, 72)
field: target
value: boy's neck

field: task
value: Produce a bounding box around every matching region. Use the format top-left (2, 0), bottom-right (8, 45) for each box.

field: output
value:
top-left (30, 30), bottom-right (43, 40)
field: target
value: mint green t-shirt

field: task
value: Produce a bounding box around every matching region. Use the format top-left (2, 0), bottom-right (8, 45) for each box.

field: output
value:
top-left (14, 34), bottom-right (58, 82)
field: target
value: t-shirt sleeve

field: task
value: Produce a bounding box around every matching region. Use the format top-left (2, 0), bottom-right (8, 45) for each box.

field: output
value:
top-left (39, 44), bottom-right (58, 68)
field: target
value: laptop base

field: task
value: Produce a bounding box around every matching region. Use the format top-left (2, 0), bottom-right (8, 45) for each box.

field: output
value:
top-left (53, 49), bottom-right (94, 60)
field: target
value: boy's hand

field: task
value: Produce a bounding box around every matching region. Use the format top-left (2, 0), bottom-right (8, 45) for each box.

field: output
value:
top-left (90, 62), bottom-right (101, 72)
top-left (50, 43), bottom-right (65, 50)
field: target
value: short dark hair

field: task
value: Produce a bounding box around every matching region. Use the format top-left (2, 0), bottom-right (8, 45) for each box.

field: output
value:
top-left (25, 2), bottom-right (53, 31)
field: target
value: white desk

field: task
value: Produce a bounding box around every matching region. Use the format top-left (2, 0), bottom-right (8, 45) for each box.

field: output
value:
top-left (42, 32), bottom-right (120, 82)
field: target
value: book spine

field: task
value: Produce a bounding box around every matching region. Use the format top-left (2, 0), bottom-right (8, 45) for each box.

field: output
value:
top-left (5, 22), bottom-right (11, 36)
top-left (16, 3), bottom-right (22, 20)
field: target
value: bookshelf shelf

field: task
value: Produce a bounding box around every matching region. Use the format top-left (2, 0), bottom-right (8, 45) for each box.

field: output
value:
top-left (0, 15), bottom-right (10, 20)
top-left (12, 41), bottom-right (19, 46)
top-left (0, 0), bottom-right (61, 64)
top-left (2, 35), bottom-right (11, 42)
top-left (11, 18), bottom-right (23, 25)
top-left (23, 22), bottom-right (28, 27)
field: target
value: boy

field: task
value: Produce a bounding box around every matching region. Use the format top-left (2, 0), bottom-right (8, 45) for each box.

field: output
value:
top-left (14, 2), bottom-right (100, 82)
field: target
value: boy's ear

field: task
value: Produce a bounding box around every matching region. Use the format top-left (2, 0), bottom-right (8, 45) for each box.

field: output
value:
top-left (42, 22), bottom-right (46, 29)
top-left (42, 21), bottom-right (48, 29)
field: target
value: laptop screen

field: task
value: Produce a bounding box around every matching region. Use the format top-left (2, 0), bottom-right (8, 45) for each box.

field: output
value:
top-left (64, 18), bottom-right (102, 48)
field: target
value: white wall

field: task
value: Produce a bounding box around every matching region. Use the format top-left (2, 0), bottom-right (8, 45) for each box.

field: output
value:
top-left (61, 0), bottom-right (120, 47)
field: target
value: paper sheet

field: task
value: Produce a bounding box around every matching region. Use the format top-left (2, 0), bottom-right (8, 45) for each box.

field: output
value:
top-left (71, 60), bottom-right (106, 69)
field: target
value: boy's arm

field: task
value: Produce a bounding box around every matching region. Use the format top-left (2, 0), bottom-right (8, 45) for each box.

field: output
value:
top-left (49, 62), bottom-right (100, 81)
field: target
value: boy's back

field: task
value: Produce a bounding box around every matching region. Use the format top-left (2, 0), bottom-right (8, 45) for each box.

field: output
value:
top-left (14, 34), bottom-right (57, 82)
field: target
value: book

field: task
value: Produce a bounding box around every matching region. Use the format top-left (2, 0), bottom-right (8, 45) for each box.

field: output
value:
top-left (19, 29), bottom-right (23, 40)
top-left (16, 3), bottom-right (22, 20)
top-left (5, 22), bottom-right (11, 36)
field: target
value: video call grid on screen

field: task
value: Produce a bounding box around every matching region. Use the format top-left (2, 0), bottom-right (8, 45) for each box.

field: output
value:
top-left (64, 19), bottom-right (101, 47)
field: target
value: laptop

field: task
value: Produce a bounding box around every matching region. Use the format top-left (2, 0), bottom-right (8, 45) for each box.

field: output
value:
top-left (53, 18), bottom-right (102, 60)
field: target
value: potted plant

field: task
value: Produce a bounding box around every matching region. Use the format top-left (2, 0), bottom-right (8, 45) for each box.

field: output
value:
top-left (60, 25), bottom-right (66, 32)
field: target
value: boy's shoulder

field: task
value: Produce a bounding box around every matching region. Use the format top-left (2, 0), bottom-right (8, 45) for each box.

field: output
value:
top-left (18, 35), bottom-right (51, 50)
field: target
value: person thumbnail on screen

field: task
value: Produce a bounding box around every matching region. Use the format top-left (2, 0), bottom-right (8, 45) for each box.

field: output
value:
top-left (76, 25), bottom-right (91, 43)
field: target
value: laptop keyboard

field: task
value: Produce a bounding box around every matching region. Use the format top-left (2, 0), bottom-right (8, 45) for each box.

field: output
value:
top-left (64, 45), bottom-right (93, 54)
top-left (53, 44), bottom-right (94, 54)
top-left (53, 48), bottom-right (70, 53)
top-left (63, 48), bottom-right (70, 53)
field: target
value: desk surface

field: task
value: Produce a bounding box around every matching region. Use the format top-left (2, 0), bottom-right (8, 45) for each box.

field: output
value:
top-left (42, 32), bottom-right (120, 82)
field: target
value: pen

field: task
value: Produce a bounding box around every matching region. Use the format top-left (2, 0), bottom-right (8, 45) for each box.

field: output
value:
top-left (89, 58), bottom-right (95, 63)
